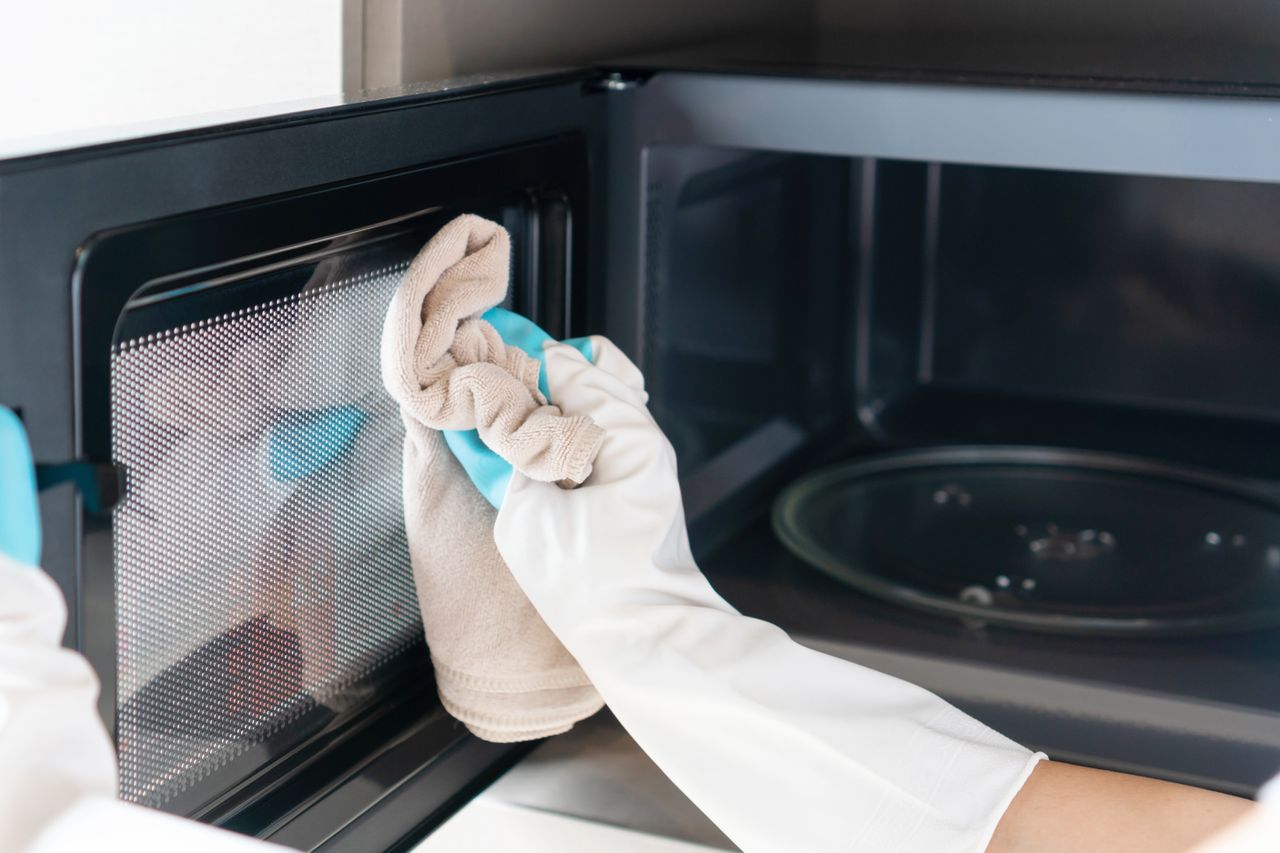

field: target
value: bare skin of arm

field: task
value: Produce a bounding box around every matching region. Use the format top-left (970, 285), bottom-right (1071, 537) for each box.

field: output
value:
top-left (987, 761), bottom-right (1254, 853)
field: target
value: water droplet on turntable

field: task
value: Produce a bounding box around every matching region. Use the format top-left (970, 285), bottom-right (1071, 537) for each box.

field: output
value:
top-left (934, 483), bottom-right (972, 506)
top-left (960, 585), bottom-right (994, 606)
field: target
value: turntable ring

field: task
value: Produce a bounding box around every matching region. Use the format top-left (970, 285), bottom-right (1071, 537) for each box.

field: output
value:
top-left (772, 446), bottom-right (1280, 637)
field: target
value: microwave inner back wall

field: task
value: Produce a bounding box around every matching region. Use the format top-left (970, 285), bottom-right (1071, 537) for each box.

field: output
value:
top-left (4, 57), bottom-right (1280, 850)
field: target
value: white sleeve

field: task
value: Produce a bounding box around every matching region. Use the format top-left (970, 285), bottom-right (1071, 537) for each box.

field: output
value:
top-left (1260, 775), bottom-right (1280, 810)
top-left (494, 341), bottom-right (1043, 853)
top-left (0, 553), bottom-right (285, 852)
top-left (25, 796), bottom-right (286, 853)
top-left (0, 553), bottom-right (118, 852)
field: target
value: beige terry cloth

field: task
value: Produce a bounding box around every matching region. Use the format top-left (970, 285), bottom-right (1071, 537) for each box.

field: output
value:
top-left (382, 214), bottom-right (604, 484)
top-left (381, 214), bottom-right (604, 741)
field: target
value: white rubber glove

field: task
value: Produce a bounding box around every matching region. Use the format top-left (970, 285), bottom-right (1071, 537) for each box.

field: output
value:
top-left (0, 552), bottom-right (284, 852)
top-left (494, 339), bottom-right (1045, 853)
top-left (1, 552), bottom-right (118, 850)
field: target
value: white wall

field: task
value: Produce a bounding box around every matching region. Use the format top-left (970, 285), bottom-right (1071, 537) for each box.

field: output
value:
top-left (0, 0), bottom-right (800, 155)
top-left (0, 0), bottom-right (345, 148)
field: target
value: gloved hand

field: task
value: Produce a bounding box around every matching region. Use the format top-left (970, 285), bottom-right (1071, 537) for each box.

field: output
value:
top-left (440, 306), bottom-right (594, 507)
top-left (491, 338), bottom-right (1045, 853)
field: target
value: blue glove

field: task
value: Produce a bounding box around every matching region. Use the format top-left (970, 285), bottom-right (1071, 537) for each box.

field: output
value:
top-left (0, 407), bottom-right (41, 566)
top-left (443, 307), bottom-right (594, 507)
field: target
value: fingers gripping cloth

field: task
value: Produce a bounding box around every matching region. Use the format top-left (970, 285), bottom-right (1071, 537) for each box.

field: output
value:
top-left (381, 214), bottom-right (604, 741)
top-left (382, 214), bottom-right (604, 483)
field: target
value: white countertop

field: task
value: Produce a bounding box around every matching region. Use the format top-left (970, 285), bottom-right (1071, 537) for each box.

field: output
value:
top-left (414, 799), bottom-right (725, 853)
top-left (415, 711), bottom-right (736, 852)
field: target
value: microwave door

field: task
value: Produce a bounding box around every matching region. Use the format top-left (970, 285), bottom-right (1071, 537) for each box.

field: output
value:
top-left (0, 71), bottom-right (613, 852)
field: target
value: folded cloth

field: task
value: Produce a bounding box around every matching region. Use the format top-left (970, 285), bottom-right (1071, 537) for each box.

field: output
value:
top-left (381, 214), bottom-right (604, 741)
top-left (382, 214), bottom-right (604, 485)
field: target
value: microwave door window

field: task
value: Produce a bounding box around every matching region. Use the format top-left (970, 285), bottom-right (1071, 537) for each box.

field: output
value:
top-left (111, 257), bottom-right (419, 809)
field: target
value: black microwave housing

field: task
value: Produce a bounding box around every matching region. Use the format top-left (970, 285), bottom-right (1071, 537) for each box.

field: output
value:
top-left (6, 27), bottom-right (1280, 850)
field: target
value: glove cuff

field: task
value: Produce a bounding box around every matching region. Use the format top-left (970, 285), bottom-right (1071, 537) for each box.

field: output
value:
top-left (556, 417), bottom-right (606, 486)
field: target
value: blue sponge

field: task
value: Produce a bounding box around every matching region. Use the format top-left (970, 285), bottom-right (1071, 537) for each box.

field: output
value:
top-left (443, 307), bottom-right (593, 508)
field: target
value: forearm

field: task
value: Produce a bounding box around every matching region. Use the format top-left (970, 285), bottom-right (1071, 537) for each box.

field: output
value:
top-left (987, 761), bottom-right (1252, 853)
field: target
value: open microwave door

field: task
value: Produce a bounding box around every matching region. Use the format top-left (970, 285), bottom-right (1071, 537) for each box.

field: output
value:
top-left (0, 70), bottom-right (609, 851)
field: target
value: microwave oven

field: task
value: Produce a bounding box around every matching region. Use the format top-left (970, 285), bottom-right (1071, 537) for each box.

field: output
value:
top-left (4, 32), bottom-right (1280, 850)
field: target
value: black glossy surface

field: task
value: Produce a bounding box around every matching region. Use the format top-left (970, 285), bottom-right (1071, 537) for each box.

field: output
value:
top-left (199, 664), bottom-right (531, 851)
top-left (310, 730), bottom-right (531, 853)
top-left (931, 165), bottom-right (1280, 420)
top-left (611, 29), bottom-right (1280, 96)
top-left (0, 70), bottom-right (593, 168)
top-left (859, 160), bottom-right (1280, 478)
top-left (706, 514), bottom-right (1280, 712)
top-left (77, 138), bottom-right (588, 464)
top-left (644, 150), bottom-right (854, 494)
top-left (0, 74), bottom-right (605, 660)
top-left (79, 137), bottom-right (585, 827)
top-left (0, 76), bottom-right (606, 849)
top-left (201, 660), bottom-right (438, 831)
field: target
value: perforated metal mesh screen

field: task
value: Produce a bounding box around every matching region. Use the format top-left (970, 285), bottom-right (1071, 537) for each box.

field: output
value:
top-left (110, 261), bottom-right (420, 808)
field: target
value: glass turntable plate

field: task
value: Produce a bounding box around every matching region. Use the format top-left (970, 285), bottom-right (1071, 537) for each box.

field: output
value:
top-left (772, 446), bottom-right (1280, 636)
